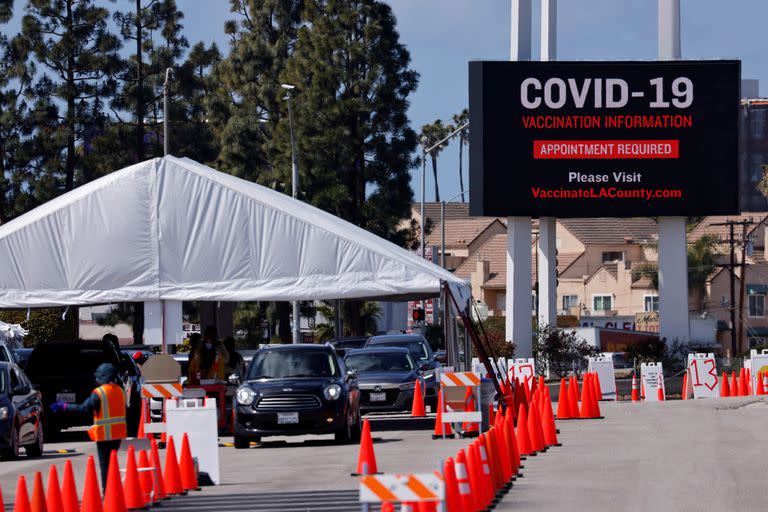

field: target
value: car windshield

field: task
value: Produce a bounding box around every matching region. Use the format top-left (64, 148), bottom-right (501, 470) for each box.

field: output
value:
top-left (345, 352), bottom-right (415, 373)
top-left (248, 350), bottom-right (338, 379)
top-left (370, 340), bottom-right (429, 361)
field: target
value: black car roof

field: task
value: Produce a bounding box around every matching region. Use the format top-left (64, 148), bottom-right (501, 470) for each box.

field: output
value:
top-left (367, 335), bottom-right (426, 342)
top-left (345, 347), bottom-right (410, 356)
top-left (261, 344), bottom-right (334, 351)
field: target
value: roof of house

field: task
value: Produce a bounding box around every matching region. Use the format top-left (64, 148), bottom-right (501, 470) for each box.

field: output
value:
top-left (558, 218), bottom-right (657, 245)
top-left (687, 212), bottom-right (768, 243)
top-left (412, 202), bottom-right (470, 226)
top-left (585, 262), bottom-right (619, 284)
top-left (425, 218), bottom-right (504, 249)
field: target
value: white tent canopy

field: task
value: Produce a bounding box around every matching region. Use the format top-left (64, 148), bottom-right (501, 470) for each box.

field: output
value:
top-left (0, 321), bottom-right (27, 345)
top-left (0, 156), bottom-right (469, 308)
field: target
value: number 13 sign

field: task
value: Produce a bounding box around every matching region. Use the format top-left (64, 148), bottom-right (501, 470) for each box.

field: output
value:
top-left (686, 353), bottom-right (719, 398)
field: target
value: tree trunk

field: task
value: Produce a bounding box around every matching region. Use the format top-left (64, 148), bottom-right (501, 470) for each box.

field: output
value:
top-left (458, 140), bottom-right (465, 202)
top-left (343, 301), bottom-right (364, 337)
top-left (135, 0), bottom-right (144, 162)
top-left (64, 0), bottom-right (75, 192)
top-left (431, 154), bottom-right (440, 202)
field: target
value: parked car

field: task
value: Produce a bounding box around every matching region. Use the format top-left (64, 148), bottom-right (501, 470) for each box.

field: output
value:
top-left (24, 340), bottom-right (141, 438)
top-left (365, 334), bottom-right (441, 408)
top-left (0, 362), bottom-right (44, 459)
top-left (233, 344), bottom-right (361, 448)
top-left (344, 347), bottom-right (425, 413)
top-left (0, 343), bottom-right (19, 365)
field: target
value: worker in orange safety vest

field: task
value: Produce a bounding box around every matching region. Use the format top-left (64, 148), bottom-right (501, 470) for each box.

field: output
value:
top-left (50, 363), bottom-right (127, 490)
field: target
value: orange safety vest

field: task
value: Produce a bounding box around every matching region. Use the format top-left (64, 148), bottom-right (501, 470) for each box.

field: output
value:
top-left (88, 383), bottom-right (127, 442)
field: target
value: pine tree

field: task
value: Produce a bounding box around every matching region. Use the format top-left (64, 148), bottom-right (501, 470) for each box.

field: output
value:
top-left (22, 0), bottom-right (122, 191)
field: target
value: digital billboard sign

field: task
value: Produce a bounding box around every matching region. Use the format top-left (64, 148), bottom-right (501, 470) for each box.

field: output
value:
top-left (469, 60), bottom-right (740, 217)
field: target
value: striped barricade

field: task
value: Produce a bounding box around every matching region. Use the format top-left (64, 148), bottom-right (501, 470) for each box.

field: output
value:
top-left (359, 474), bottom-right (444, 508)
top-left (440, 372), bottom-right (482, 425)
top-left (141, 382), bottom-right (183, 399)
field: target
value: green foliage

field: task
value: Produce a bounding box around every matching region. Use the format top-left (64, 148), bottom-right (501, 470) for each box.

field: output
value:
top-left (313, 301), bottom-right (380, 341)
top-left (450, 109), bottom-right (469, 203)
top-left (624, 339), bottom-right (666, 365)
top-left (423, 324), bottom-right (444, 351)
top-left (532, 324), bottom-right (598, 378)
top-left (420, 119), bottom-right (451, 202)
top-left (473, 316), bottom-right (514, 359)
top-left (0, 308), bottom-right (78, 347)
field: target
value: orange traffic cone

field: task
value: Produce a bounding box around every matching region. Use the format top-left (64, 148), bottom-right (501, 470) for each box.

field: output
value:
top-left (137, 400), bottom-right (146, 440)
top-left (515, 403), bottom-right (533, 456)
top-left (14, 475), bottom-right (31, 512)
top-left (30, 472), bottom-right (46, 512)
top-left (541, 397), bottom-right (560, 447)
top-left (163, 436), bottom-right (184, 496)
top-left (747, 369), bottom-right (753, 395)
top-left (730, 371), bottom-right (738, 397)
top-left (455, 450), bottom-right (476, 512)
top-left (631, 373), bottom-right (640, 402)
top-left (738, 368), bottom-right (749, 397)
top-left (682, 371), bottom-right (688, 400)
top-left (591, 377), bottom-right (603, 418)
top-left (579, 374), bottom-right (592, 418)
top-left (720, 372), bottom-right (730, 397)
top-left (476, 438), bottom-right (496, 500)
top-left (469, 442), bottom-right (491, 509)
top-left (496, 421), bottom-right (513, 483)
top-left (527, 399), bottom-right (546, 453)
top-left (432, 390), bottom-right (454, 439)
top-left (149, 440), bottom-right (167, 500)
top-left (555, 377), bottom-right (571, 419)
top-left (757, 371), bottom-right (766, 395)
top-left (81, 455), bottom-right (103, 512)
top-left (103, 451), bottom-right (127, 512)
top-left (46, 465), bottom-right (65, 512)
top-left (61, 460), bottom-right (79, 512)
top-left (569, 376), bottom-right (580, 413)
top-left (481, 433), bottom-right (501, 492)
top-left (504, 416), bottom-right (521, 474)
top-left (488, 402), bottom-right (495, 427)
top-left (352, 419), bottom-right (379, 476)
top-left (179, 433), bottom-right (199, 491)
top-left (592, 372), bottom-right (603, 401)
top-left (461, 388), bottom-right (479, 437)
top-left (442, 458), bottom-right (462, 512)
top-left (137, 451), bottom-right (154, 506)
top-left (122, 447), bottom-right (145, 510)
top-left (411, 379), bottom-right (426, 417)
top-left (657, 374), bottom-right (665, 401)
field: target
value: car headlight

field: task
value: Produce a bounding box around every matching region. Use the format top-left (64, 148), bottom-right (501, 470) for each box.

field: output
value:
top-left (324, 384), bottom-right (342, 401)
top-left (0, 407), bottom-right (7, 421)
top-left (398, 382), bottom-right (416, 390)
top-left (236, 387), bottom-right (256, 405)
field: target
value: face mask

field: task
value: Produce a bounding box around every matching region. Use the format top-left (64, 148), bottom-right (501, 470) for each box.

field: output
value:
top-left (205, 343), bottom-right (213, 350)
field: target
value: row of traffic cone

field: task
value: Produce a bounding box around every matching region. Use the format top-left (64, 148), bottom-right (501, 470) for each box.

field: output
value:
top-left (720, 368), bottom-right (761, 397)
top-left (554, 373), bottom-right (603, 420)
top-left (10, 433), bottom-right (198, 512)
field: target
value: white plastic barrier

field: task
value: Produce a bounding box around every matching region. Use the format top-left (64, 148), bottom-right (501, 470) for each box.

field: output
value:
top-left (749, 349), bottom-right (768, 393)
top-left (640, 362), bottom-right (664, 402)
top-left (686, 353), bottom-right (719, 399)
top-left (507, 358), bottom-right (536, 389)
top-left (588, 354), bottom-right (617, 401)
top-left (166, 398), bottom-right (220, 484)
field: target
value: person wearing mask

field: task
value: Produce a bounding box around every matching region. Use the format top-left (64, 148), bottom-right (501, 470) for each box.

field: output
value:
top-left (188, 327), bottom-right (225, 383)
top-left (50, 363), bottom-right (126, 491)
top-left (188, 332), bottom-right (203, 359)
top-left (223, 336), bottom-right (245, 377)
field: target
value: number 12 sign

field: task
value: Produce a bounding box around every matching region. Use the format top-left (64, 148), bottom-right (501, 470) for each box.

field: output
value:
top-left (687, 353), bottom-right (719, 398)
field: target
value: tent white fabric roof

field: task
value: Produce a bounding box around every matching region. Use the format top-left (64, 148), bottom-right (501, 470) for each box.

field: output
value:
top-left (0, 321), bottom-right (27, 344)
top-left (0, 156), bottom-right (469, 308)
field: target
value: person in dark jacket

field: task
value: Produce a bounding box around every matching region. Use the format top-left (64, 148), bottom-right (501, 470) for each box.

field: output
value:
top-left (50, 363), bottom-right (126, 490)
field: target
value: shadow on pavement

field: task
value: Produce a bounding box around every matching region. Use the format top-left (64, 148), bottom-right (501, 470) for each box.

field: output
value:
top-left (366, 415), bottom-right (436, 432)
top-left (154, 489), bottom-right (360, 511)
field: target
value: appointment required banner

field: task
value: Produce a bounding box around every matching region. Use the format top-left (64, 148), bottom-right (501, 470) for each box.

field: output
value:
top-left (469, 60), bottom-right (740, 217)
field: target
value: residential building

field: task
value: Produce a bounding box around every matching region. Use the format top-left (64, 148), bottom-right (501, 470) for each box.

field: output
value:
top-left (739, 99), bottom-right (768, 211)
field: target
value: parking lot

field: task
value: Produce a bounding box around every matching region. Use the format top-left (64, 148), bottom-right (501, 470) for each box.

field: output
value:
top-left (2, 398), bottom-right (768, 511)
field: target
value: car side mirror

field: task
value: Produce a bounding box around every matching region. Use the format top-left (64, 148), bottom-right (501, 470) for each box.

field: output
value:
top-left (227, 373), bottom-right (241, 385)
top-left (346, 369), bottom-right (358, 380)
top-left (12, 385), bottom-right (29, 396)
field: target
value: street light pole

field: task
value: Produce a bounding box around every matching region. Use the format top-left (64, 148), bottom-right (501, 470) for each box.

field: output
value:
top-left (283, 84), bottom-right (301, 344)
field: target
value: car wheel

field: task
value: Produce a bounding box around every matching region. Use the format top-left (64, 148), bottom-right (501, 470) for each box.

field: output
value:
top-left (233, 434), bottom-right (252, 449)
top-left (334, 416), bottom-right (352, 444)
top-left (25, 420), bottom-right (44, 458)
top-left (1, 424), bottom-right (20, 460)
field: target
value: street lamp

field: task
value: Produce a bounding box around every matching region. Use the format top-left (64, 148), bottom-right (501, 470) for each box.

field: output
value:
top-left (282, 83), bottom-right (301, 344)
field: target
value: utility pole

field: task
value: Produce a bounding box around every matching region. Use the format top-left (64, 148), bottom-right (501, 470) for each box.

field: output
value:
top-left (712, 219), bottom-right (752, 358)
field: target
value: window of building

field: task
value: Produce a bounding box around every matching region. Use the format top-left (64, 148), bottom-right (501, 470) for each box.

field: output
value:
top-left (496, 293), bottom-right (506, 312)
top-left (748, 294), bottom-right (765, 318)
top-left (562, 295), bottom-right (579, 310)
top-left (593, 295), bottom-right (612, 311)
top-left (601, 251), bottom-right (623, 262)
top-left (644, 295), bottom-right (659, 312)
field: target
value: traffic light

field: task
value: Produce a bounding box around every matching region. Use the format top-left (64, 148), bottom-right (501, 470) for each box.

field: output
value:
top-left (412, 308), bottom-right (425, 323)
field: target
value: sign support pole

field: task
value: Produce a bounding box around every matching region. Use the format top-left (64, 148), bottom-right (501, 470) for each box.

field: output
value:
top-left (506, 0), bottom-right (534, 358)
top-left (658, 0), bottom-right (690, 345)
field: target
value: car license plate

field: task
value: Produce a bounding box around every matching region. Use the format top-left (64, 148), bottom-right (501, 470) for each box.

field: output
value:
top-left (277, 412), bottom-right (299, 424)
top-left (56, 393), bottom-right (76, 403)
top-left (370, 392), bottom-right (387, 402)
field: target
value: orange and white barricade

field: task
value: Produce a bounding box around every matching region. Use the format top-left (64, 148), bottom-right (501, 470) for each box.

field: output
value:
top-left (359, 474), bottom-right (445, 511)
top-left (141, 381), bottom-right (183, 437)
top-left (440, 371), bottom-right (482, 435)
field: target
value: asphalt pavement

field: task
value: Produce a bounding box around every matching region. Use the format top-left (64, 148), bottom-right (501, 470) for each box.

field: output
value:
top-left (1, 400), bottom-right (767, 511)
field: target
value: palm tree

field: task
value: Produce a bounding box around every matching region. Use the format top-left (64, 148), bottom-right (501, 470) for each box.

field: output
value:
top-left (420, 120), bottom-right (451, 202)
top-left (452, 109), bottom-right (469, 202)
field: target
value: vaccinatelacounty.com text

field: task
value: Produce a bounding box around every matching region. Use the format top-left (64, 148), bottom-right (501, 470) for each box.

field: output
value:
top-left (530, 187), bottom-right (683, 200)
